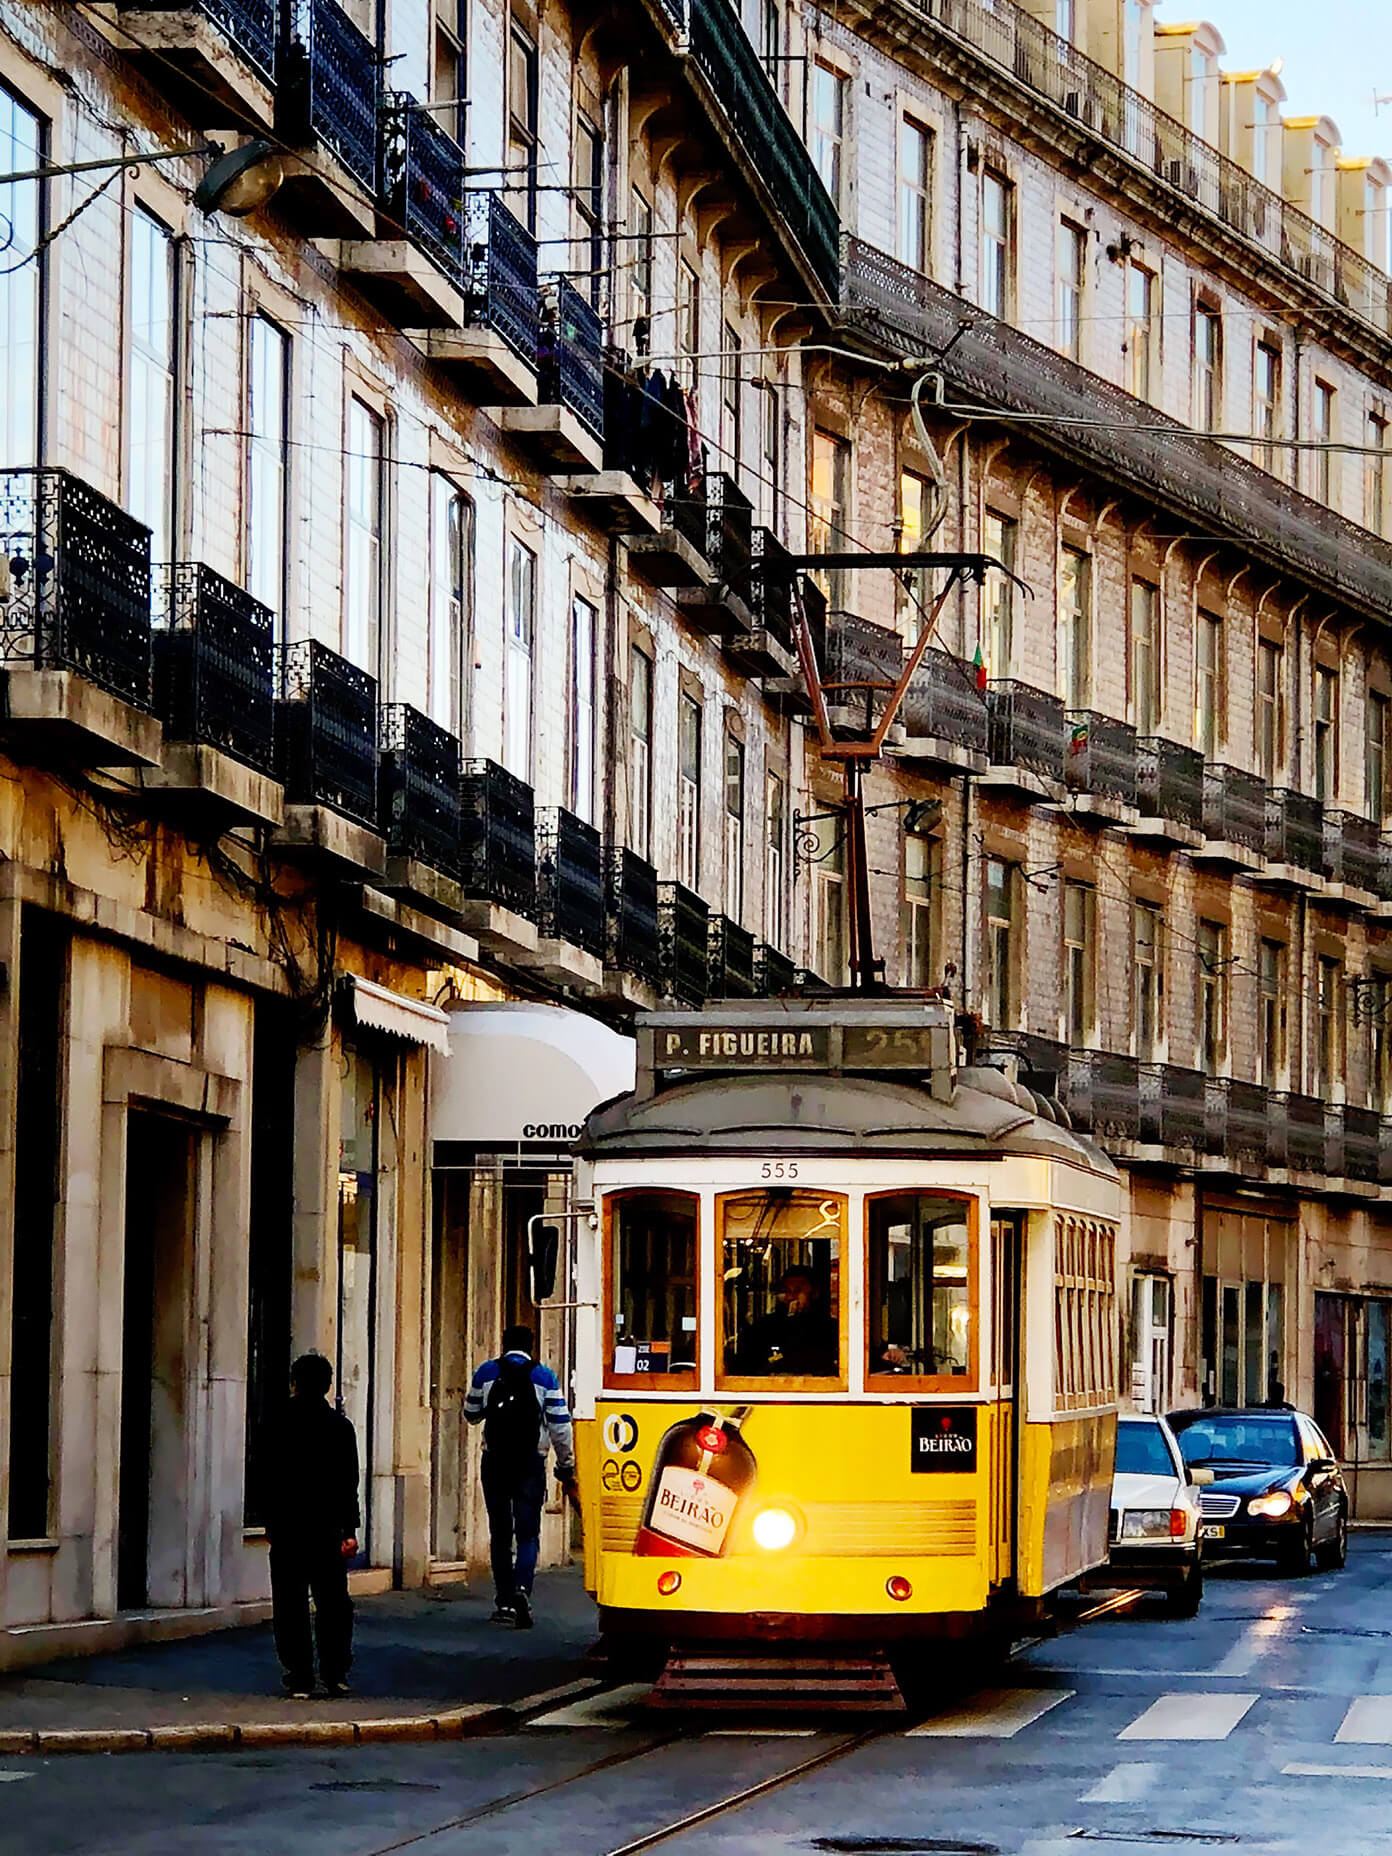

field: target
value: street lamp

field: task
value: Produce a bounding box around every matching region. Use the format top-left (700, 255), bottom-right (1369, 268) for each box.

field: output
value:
top-left (193, 139), bottom-right (285, 217)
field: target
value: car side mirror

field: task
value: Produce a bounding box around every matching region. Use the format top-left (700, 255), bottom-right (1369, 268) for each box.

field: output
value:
top-left (1189, 1466), bottom-right (1215, 1487)
top-left (1310, 1457), bottom-right (1337, 1474)
top-left (529, 1222), bottom-right (561, 1303)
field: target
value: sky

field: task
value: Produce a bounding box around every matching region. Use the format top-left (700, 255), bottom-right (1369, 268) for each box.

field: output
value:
top-left (1155, 0), bottom-right (1392, 162)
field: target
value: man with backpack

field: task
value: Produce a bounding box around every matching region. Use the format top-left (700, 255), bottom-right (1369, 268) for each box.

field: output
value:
top-left (464, 1323), bottom-right (578, 1628)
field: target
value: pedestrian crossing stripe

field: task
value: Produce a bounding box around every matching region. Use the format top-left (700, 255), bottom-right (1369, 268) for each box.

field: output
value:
top-left (1117, 1693), bottom-right (1258, 1741)
top-left (905, 1689), bottom-right (1074, 1738)
top-left (1336, 1697), bottom-right (1392, 1743)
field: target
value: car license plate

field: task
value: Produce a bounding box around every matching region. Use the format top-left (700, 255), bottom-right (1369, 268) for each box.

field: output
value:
top-left (1203, 1524), bottom-right (1225, 1539)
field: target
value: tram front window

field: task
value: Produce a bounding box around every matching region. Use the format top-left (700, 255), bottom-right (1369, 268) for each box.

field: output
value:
top-left (720, 1191), bottom-right (844, 1382)
top-left (610, 1191), bottom-right (698, 1381)
top-left (868, 1194), bottom-right (975, 1384)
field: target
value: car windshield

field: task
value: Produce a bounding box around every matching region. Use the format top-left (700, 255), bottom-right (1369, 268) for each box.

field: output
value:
top-left (1115, 1422), bottom-right (1177, 1478)
top-left (1170, 1414), bottom-right (1299, 1467)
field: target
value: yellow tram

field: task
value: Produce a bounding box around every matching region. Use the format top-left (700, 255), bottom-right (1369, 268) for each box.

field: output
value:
top-left (570, 998), bottom-right (1123, 1676)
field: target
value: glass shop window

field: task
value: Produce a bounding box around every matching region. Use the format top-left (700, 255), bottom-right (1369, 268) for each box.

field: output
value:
top-left (867, 1194), bottom-right (976, 1386)
top-left (609, 1192), bottom-right (698, 1384)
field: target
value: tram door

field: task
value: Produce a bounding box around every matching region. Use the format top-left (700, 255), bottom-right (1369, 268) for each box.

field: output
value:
top-left (989, 1213), bottom-right (1024, 1590)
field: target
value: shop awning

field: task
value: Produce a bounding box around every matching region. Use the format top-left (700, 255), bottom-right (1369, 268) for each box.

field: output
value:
top-left (430, 1002), bottom-right (635, 1151)
top-left (346, 976), bottom-right (452, 1054)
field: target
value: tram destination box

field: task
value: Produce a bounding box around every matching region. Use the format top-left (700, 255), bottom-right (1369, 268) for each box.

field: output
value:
top-left (638, 1002), bottom-right (956, 1096)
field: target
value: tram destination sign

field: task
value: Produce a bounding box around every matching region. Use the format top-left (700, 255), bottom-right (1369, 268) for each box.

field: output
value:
top-left (652, 1021), bottom-right (943, 1072)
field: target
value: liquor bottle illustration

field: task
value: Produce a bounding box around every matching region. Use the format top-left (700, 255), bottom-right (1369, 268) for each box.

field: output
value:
top-left (633, 1406), bottom-right (756, 1557)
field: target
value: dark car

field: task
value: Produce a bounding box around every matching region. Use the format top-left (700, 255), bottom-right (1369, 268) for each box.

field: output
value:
top-left (1167, 1407), bottom-right (1348, 1575)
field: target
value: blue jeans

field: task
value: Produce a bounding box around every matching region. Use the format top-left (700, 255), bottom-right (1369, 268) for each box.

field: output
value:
top-left (481, 1453), bottom-right (547, 1602)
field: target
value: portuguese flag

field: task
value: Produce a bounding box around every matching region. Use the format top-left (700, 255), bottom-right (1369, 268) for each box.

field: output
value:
top-left (973, 643), bottom-right (987, 693)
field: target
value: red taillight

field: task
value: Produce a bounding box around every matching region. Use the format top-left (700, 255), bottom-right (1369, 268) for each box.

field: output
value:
top-left (657, 1570), bottom-right (682, 1596)
top-left (886, 1575), bottom-right (913, 1602)
top-left (1170, 1508), bottom-right (1187, 1538)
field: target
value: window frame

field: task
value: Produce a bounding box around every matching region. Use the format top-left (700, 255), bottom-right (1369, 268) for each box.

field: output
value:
top-left (809, 60), bottom-right (847, 208)
top-left (1367, 688), bottom-right (1389, 824)
top-left (898, 114), bottom-right (933, 275)
top-left (503, 534), bottom-right (536, 779)
top-left (1193, 301), bottom-right (1221, 431)
top-left (1126, 260), bottom-right (1156, 401)
top-left (1062, 879), bottom-right (1096, 1046)
top-left (980, 169), bottom-right (1013, 319)
top-left (569, 591), bottom-right (598, 823)
top-left (1056, 218), bottom-right (1085, 361)
top-left (628, 643), bottom-right (654, 860)
top-left (864, 1189), bottom-right (981, 1394)
top-left (1314, 663), bottom-right (1339, 804)
top-left (247, 310), bottom-right (291, 636)
top-left (723, 730), bottom-right (746, 919)
top-left (715, 1188), bottom-right (849, 1393)
top-left (127, 204), bottom-right (179, 595)
top-left (603, 1187), bottom-right (701, 1392)
top-left (1129, 577), bottom-right (1160, 735)
top-left (678, 690), bottom-right (702, 890)
top-left (343, 393), bottom-right (385, 678)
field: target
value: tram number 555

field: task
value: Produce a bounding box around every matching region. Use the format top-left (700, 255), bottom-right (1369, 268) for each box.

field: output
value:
top-left (759, 1161), bottom-right (799, 1179)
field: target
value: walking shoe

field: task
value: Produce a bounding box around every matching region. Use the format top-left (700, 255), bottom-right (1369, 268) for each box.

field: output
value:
top-left (323, 1680), bottom-right (351, 1698)
top-left (282, 1674), bottom-right (314, 1699)
top-left (513, 1591), bottom-right (534, 1630)
top-left (490, 1601), bottom-right (515, 1623)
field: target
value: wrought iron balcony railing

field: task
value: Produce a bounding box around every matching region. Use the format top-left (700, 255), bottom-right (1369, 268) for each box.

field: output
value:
top-left (658, 879), bottom-right (709, 1004)
top-left (378, 703), bottom-right (460, 874)
top-left (463, 191), bottom-right (539, 367)
top-left (120, 0), bottom-right (278, 82)
top-left (538, 279), bottom-right (605, 442)
top-left (537, 807), bottom-right (605, 955)
top-left (606, 847), bottom-right (661, 982)
top-left (822, 610), bottom-right (901, 733)
top-left (1216, 1078), bottom-right (1272, 1168)
top-left (1274, 1091), bottom-right (1327, 1172)
top-left (708, 914), bottom-right (758, 997)
top-left (1138, 1063), bottom-right (1206, 1150)
top-left (1341, 1104), bottom-right (1381, 1183)
top-left (688, 0), bottom-right (839, 297)
top-left (458, 758), bottom-right (536, 917)
top-left (986, 680), bottom-right (1066, 780)
top-left (756, 942), bottom-right (798, 997)
top-left (279, 0), bottom-right (378, 193)
top-left (1065, 709), bottom-right (1137, 805)
top-left (1265, 788), bottom-right (1325, 874)
top-left (381, 95), bottom-right (465, 290)
top-left (1202, 763), bottom-right (1266, 852)
top-left (665, 475), bottom-right (709, 559)
top-left (901, 645), bottom-right (989, 753)
top-left (1323, 810), bottom-right (1386, 897)
top-left (274, 639), bottom-right (378, 828)
top-left (975, 1029), bottom-right (1066, 1097)
top-left (153, 564), bottom-right (275, 772)
top-left (841, 238), bottom-right (1392, 626)
top-left (748, 527), bottom-right (795, 653)
top-left (696, 470), bottom-right (754, 587)
top-left (1062, 1050), bottom-right (1141, 1141)
top-left (0, 469), bottom-right (152, 710)
top-left (1136, 737), bottom-right (1203, 831)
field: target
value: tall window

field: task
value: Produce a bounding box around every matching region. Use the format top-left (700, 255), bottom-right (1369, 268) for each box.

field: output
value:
top-left (983, 510), bottom-right (1016, 678)
top-left (1060, 545), bottom-right (1091, 711)
top-left (1314, 380), bottom-right (1336, 505)
top-left (1316, 956), bottom-right (1343, 1098)
top-left (574, 111), bottom-right (604, 310)
top-left (1314, 664), bottom-right (1338, 804)
top-left (428, 475), bottom-right (472, 735)
top-left (1133, 901), bottom-right (1163, 1061)
top-left (1062, 881), bottom-right (1095, 1045)
top-left (765, 772), bottom-right (786, 947)
top-left (1255, 340), bottom-right (1281, 472)
top-left (1259, 938), bottom-right (1285, 1087)
top-left (508, 24), bottom-right (539, 232)
top-left (1197, 919), bottom-right (1228, 1073)
top-left (1367, 689), bottom-right (1389, 823)
top-left (1126, 262), bottom-right (1155, 401)
top-left (980, 171), bottom-right (1012, 318)
top-left (128, 208), bottom-right (177, 587)
top-left (1257, 637), bottom-right (1284, 784)
top-left (898, 117), bottom-right (933, 274)
top-left (1056, 220), bottom-right (1085, 360)
top-left (344, 397), bottom-right (384, 676)
top-left (1055, 0), bottom-right (1076, 41)
top-left (1368, 412), bottom-right (1388, 537)
top-left (630, 188), bottom-right (653, 323)
top-left (904, 834), bottom-right (938, 989)
top-left (761, 0), bottom-right (782, 79)
top-left (1193, 302), bottom-right (1221, 430)
top-left (813, 813), bottom-right (847, 984)
top-left (984, 856), bottom-right (1019, 1029)
top-left (1130, 579), bottom-right (1160, 735)
top-left (570, 594), bottom-right (597, 822)
top-left (720, 322), bottom-right (742, 476)
top-left (677, 692), bottom-right (701, 888)
top-left (810, 62), bottom-right (846, 207)
top-left (723, 733), bottom-right (746, 918)
top-left (898, 469), bottom-right (932, 621)
top-left (810, 429), bottom-right (851, 610)
top-left (677, 260), bottom-right (700, 389)
top-left (1195, 612), bottom-right (1223, 759)
top-left (758, 381), bottom-right (781, 533)
top-left (431, 0), bottom-right (467, 143)
top-left (1370, 973), bottom-right (1391, 1114)
top-left (504, 538), bottom-right (536, 777)
top-left (247, 313), bottom-right (290, 632)
top-left (629, 646), bottom-right (653, 860)
top-left (0, 90), bottom-right (42, 470)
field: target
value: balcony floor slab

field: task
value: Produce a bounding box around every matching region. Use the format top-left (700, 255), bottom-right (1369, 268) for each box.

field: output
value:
top-left (277, 154), bottom-right (376, 239)
top-left (886, 735), bottom-right (988, 775)
top-left (677, 584), bottom-right (753, 639)
top-left (141, 741), bottom-right (284, 828)
top-left (563, 472), bottom-right (663, 536)
top-left (111, 12), bottom-right (275, 127)
top-left (498, 404), bottom-right (604, 473)
top-left (382, 855), bottom-right (466, 920)
top-left (1129, 815), bottom-right (1204, 851)
top-left (335, 241), bottom-right (464, 328)
top-left (357, 885), bottom-right (479, 963)
top-left (599, 968), bottom-right (662, 1011)
top-left (722, 629), bottom-right (797, 680)
top-left (411, 328), bottom-right (538, 406)
top-left (1061, 793), bottom-right (1140, 828)
top-left (977, 765), bottom-right (1066, 805)
top-left (457, 898), bottom-right (539, 958)
top-left (513, 937), bottom-right (605, 993)
top-left (1192, 839), bottom-right (1262, 871)
top-left (628, 528), bottom-right (714, 588)
top-left (761, 674), bottom-right (815, 715)
top-left (1315, 879), bottom-right (1378, 913)
top-left (1251, 862), bottom-right (1326, 892)
top-left (272, 803), bottom-right (386, 878)
top-left (3, 668), bottom-right (162, 769)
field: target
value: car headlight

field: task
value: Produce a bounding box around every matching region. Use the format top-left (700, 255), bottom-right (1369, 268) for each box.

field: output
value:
top-left (1248, 1489), bottom-right (1294, 1519)
top-left (1120, 1509), bottom-right (1175, 1539)
top-left (752, 1505), bottom-right (799, 1551)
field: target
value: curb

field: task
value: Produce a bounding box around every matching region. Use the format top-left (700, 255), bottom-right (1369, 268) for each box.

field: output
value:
top-left (0, 1702), bottom-right (516, 1757)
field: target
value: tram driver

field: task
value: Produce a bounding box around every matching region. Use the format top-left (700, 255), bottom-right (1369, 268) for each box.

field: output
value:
top-left (735, 1269), bottom-right (839, 1377)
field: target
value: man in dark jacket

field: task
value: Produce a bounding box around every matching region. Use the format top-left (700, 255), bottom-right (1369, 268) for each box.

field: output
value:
top-left (264, 1352), bottom-right (360, 1697)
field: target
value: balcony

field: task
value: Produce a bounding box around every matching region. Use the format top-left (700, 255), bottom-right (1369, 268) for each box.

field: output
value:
top-left (672, 473), bottom-right (756, 639)
top-left (1064, 710), bottom-right (1137, 815)
top-left (276, 0), bottom-right (380, 232)
top-left (1135, 737), bottom-right (1204, 844)
top-left (341, 97), bottom-right (466, 327)
top-left (457, 758), bottom-right (538, 953)
top-left (533, 807), bottom-right (606, 986)
top-left (627, 477), bottom-right (715, 592)
top-left (378, 704), bottom-right (461, 909)
top-left (415, 193), bottom-right (539, 404)
top-left (984, 680), bottom-right (1066, 792)
top-left (1259, 789), bottom-right (1325, 888)
top-left (756, 942), bottom-right (798, 997)
top-left (563, 347), bottom-right (668, 535)
top-left (499, 280), bottom-right (605, 472)
top-left (976, 1030), bottom-right (1065, 1096)
top-left (897, 645), bottom-right (989, 770)
top-left (1203, 1077), bottom-right (1270, 1170)
top-left (147, 564), bottom-right (280, 825)
top-left (841, 236), bottom-right (1392, 631)
top-left (1323, 811), bottom-right (1387, 905)
top-left (1275, 1091), bottom-right (1327, 1174)
top-left (659, 880), bottom-right (709, 1004)
top-left (115, 0), bottom-right (277, 127)
top-left (1198, 763), bottom-right (1265, 866)
top-left (822, 610), bottom-right (901, 736)
top-left (0, 468), bottom-right (160, 766)
top-left (1061, 1050), bottom-right (1141, 1142)
top-left (605, 847), bottom-right (662, 990)
top-left (725, 526), bottom-right (799, 681)
top-left (1341, 1105), bottom-right (1382, 1185)
top-left (273, 640), bottom-right (382, 872)
top-left (708, 915), bottom-right (758, 998)
top-left (1138, 1064), bottom-right (1206, 1152)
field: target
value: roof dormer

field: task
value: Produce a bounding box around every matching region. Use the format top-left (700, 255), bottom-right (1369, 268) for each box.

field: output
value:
top-left (1337, 155), bottom-right (1392, 272)
top-left (1084, 0), bottom-right (1156, 97)
top-left (1220, 66), bottom-right (1286, 193)
top-left (1283, 115), bottom-right (1342, 230)
top-left (1154, 21), bottom-right (1225, 147)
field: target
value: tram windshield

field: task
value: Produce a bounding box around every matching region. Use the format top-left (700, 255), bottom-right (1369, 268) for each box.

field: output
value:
top-left (867, 1194), bottom-right (974, 1383)
top-left (719, 1191), bottom-right (844, 1381)
top-left (610, 1191), bottom-right (699, 1381)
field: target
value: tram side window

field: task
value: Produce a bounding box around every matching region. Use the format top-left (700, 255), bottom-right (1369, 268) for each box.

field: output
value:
top-left (1053, 1215), bottom-right (1117, 1411)
top-left (611, 1192), bottom-right (698, 1380)
top-left (720, 1191), bottom-right (844, 1381)
top-left (867, 1194), bottom-right (975, 1383)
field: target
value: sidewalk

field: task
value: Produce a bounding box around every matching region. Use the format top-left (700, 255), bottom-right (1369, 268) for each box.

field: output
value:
top-left (0, 1568), bottom-right (600, 1754)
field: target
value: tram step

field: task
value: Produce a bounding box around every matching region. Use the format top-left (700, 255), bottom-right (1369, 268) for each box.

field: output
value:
top-left (648, 1651), bottom-right (906, 1712)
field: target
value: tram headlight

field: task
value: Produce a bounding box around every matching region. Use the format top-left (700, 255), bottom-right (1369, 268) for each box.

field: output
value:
top-left (752, 1506), bottom-right (799, 1551)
